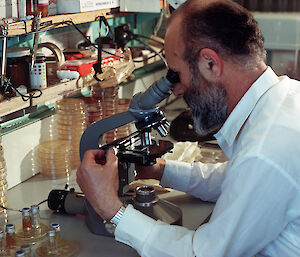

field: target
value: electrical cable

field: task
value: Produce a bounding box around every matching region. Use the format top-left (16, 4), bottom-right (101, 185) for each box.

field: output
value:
top-left (135, 34), bottom-right (164, 46)
top-left (134, 37), bottom-right (168, 68)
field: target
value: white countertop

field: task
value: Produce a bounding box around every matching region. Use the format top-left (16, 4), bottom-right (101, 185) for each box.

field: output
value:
top-left (6, 173), bottom-right (214, 256)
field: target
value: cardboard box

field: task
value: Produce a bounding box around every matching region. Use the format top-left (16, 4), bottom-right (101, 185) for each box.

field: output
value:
top-left (56, 0), bottom-right (120, 14)
top-left (0, 0), bottom-right (18, 19)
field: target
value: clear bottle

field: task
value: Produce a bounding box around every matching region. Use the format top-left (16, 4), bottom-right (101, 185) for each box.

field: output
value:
top-left (51, 223), bottom-right (61, 243)
top-left (6, 224), bottom-right (16, 249)
top-left (22, 208), bottom-right (32, 236)
top-left (30, 205), bottom-right (41, 231)
top-left (47, 230), bottom-right (57, 254)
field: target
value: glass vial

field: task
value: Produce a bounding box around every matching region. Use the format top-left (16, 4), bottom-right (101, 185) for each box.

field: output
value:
top-left (6, 224), bottom-right (16, 249)
top-left (0, 231), bottom-right (6, 254)
top-left (38, 0), bottom-right (48, 17)
top-left (30, 205), bottom-right (41, 230)
top-left (15, 250), bottom-right (25, 257)
top-left (22, 208), bottom-right (32, 235)
top-left (20, 244), bottom-right (31, 257)
top-left (51, 223), bottom-right (61, 243)
top-left (47, 230), bottom-right (57, 254)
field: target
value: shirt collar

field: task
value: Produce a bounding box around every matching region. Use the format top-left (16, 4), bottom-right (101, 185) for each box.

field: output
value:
top-left (214, 67), bottom-right (279, 156)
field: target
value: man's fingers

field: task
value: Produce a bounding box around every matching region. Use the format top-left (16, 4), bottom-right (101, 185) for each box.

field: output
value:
top-left (82, 150), bottom-right (106, 165)
top-left (105, 148), bottom-right (117, 164)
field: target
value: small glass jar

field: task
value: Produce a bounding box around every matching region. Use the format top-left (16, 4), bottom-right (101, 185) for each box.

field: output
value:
top-left (6, 47), bottom-right (31, 90)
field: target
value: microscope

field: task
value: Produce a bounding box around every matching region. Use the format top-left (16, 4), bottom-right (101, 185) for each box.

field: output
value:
top-left (47, 69), bottom-right (183, 237)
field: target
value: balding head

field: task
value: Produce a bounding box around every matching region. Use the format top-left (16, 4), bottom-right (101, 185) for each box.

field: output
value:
top-left (167, 0), bottom-right (266, 70)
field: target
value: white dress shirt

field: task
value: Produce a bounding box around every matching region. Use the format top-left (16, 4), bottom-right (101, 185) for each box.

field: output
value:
top-left (115, 67), bottom-right (300, 257)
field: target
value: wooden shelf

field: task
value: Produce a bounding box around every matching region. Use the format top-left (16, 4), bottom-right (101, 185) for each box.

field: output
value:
top-left (5, 8), bottom-right (128, 37)
top-left (0, 52), bottom-right (164, 118)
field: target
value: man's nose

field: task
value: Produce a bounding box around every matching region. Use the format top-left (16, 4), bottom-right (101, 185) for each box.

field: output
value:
top-left (172, 83), bottom-right (185, 97)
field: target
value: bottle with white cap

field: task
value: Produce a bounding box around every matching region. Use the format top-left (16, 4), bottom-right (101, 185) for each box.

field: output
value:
top-left (51, 223), bottom-right (61, 243)
top-left (22, 208), bottom-right (32, 235)
top-left (6, 224), bottom-right (16, 249)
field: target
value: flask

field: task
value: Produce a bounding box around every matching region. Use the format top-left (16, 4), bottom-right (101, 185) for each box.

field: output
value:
top-left (38, 0), bottom-right (48, 17)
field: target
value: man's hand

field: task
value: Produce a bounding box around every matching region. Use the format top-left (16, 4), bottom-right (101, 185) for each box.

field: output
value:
top-left (76, 149), bottom-right (123, 220)
top-left (135, 158), bottom-right (166, 181)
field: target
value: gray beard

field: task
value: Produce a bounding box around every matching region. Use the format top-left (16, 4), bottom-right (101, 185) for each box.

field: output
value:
top-left (183, 72), bottom-right (228, 137)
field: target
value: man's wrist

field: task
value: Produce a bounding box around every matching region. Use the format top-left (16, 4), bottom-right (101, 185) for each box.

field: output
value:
top-left (99, 199), bottom-right (123, 221)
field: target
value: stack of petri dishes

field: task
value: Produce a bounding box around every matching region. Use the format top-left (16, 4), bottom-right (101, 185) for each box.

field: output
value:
top-left (37, 140), bottom-right (71, 179)
top-left (0, 142), bottom-right (8, 212)
top-left (79, 97), bottom-right (103, 126)
top-left (101, 86), bottom-right (119, 144)
top-left (91, 84), bottom-right (104, 100)
top-left (55, 98), bottom-right (88, 170)
top-left (116, 98), bottom-right (131, 139)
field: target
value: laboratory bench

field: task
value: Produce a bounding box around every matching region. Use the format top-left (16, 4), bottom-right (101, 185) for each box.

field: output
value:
top-left (6, 172), bottom-right (214, 256)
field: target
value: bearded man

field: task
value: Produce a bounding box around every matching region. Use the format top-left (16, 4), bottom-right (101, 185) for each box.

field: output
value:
top-left (77, 0), bottom-right (300, 256)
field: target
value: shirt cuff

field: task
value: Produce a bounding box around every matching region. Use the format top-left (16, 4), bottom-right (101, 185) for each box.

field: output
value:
top-left (160, 160), bottom-right (192, 192)
top-left (114, 204), bottom-right (157, 253)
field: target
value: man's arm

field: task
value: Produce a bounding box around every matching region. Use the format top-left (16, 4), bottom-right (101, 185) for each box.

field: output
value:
top-left (137, 159), bottom-right (227, 202)
top-left (115, 156), bottom-right (296, 257)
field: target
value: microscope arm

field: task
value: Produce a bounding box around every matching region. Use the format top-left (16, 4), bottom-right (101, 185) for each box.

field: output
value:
top-left (79, 111), bottom-right (136, 160)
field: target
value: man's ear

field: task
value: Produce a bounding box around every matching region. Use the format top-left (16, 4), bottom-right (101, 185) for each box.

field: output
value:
top-left (198, 48), bottom-right (222, 81)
